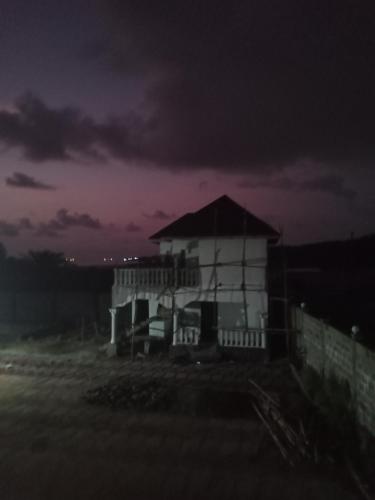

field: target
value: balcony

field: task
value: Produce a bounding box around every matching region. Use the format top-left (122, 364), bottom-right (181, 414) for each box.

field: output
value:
top-left (114, 267), bottom-right (200, 288)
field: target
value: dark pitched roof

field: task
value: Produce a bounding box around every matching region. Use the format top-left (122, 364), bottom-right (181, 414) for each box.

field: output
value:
top-left (149, 195), bottom-right (279, 241)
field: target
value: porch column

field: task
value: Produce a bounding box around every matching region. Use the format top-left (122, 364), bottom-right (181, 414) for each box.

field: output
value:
top-left (109, 307), bottom-right (118, 344)
top-left (172, 311), bottom-right (178, 345)
top-left (260, 312), bottom-right (268, 330)
top-left (131, 300), bottom-right (137, 328)
top-left (260, 313), bottom-right (268, 349)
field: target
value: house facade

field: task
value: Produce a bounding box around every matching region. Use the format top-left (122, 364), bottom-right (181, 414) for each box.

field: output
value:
top-left (110, 195), bottom-right (279, 353)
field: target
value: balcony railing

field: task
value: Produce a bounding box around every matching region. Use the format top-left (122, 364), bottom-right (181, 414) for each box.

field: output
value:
top-left (172, 327), bottom-right (200, 345)
top-left (218, 329), bottom-right (266, 348)
top-left (115, 267), bottom-right (200, 288)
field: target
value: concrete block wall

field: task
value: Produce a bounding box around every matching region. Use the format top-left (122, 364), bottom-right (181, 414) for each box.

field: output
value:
top-left (292, 307), bottom-right (375, 436)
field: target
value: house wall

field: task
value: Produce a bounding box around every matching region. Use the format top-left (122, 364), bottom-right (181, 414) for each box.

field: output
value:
top-left (217, 302), bottom-right (264, 329)
top-left (112, 236), bottom-right (269, 333)
top-left (171, 237), bottom-right (268, 327)
top-left (292, 306), bottom-right (375, 436)
top-left (161, 237), bottom-right (266, 291)
top-left (198, 237), bottom-right (266, 289)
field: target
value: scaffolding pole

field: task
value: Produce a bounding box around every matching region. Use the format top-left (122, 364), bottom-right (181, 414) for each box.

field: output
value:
top-left (242, 209), bottom-right (249, 331)
top-left (281, 227), bottom-right (289, 358)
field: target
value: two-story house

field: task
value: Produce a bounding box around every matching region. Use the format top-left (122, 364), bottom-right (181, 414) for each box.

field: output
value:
top-left (110, 195), bottom-right (279, 356)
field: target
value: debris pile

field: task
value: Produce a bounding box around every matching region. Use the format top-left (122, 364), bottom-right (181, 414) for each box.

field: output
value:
top-left (84, 378), bottom-right (254, 417)
top-left (84, 379), bottom-right (174, 411)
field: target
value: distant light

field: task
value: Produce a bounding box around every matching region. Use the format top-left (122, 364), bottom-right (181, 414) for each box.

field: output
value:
top-left (110, 257), bottom-right (113, 261)
top-left (128, 257), bottom-right (133, 261)
top-left (104, 258), bottom-right (107, 262)
top-left (134, 256), bottom-right (139, 260)
top-left (123, 257), bottom-right (127, 262)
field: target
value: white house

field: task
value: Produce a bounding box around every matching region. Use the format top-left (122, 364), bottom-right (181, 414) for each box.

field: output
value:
top-left (110, 195), bottom-right (279, 354)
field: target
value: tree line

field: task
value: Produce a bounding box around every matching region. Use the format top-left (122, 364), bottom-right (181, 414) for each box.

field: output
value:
top-left (0, 243), bottom-right (112, 292)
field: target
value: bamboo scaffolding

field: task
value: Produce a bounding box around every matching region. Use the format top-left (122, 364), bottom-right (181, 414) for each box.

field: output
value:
top-left (242, 209), bottom-right (249, 331)
top-left (213, 208), bottom-right (218, 307)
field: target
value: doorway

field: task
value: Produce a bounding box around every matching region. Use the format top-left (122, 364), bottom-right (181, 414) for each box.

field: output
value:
top-left (200, 302), bottom-right (218, 342)
top-left (134, 299), bottom-right (149, 336)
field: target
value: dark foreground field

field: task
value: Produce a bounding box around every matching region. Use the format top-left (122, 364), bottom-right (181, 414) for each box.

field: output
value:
top-left (0, 342), bottom-right (359, 500)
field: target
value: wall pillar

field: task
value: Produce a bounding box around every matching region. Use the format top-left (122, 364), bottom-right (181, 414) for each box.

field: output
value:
top-left (109, 307), bottom-right (118, 344)
top-left (260, 312), bottom-right (267, 349)
top-left (131, 300), bottom-right (137, 328)
top-left (172, 311), bottom-right (178, 345)
top-left (260, 312), bottom-right (268, 330)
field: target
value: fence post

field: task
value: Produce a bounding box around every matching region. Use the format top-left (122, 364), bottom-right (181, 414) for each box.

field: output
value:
top-left (320, 319), bottom-right (326, 376)
top-left (80, 316), bottom-right (85, 343)
top-left (351, 326), bottom-right (360, 410)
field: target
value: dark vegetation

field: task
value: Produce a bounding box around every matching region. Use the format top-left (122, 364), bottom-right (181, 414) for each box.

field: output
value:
top-left (270, 233), bottom-right (375, 271)
top-left (0, 246), bottom-right (112, 338)
top-left (269, 234), bottom-right (375, 347)
top-left (0, 247), bottom-right (112, 293)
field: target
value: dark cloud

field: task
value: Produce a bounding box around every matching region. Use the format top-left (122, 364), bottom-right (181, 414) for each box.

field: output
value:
top-left (2, 2), bottom-right (375, 173)
top-left (0, 217), bottom-right (35, 237)
top-left (0, 93), bottom-right (95, 162)
top-left (0, 221), bottom-right (19, 237)
top-left (126, 222), bottom-right (142, 232)
top-left (0, 209), bottom-right (103, 240)
top-left (300, 175), bottom-right (356, 200)
top-left (18, 217), bottom-right (34, 230)
top-left (143, 210), bottom-right (174, 220)
top-left (238, 174), bottom-right (356, 200)
top-left (198, 181), bottom-right (208, 191)
top-left (238, 177), bottom-right (295, 190)
top-left (35, 209), bottom-right (102, 238)
top-left (0, 93), bottom-right (141, 163)
top-left (91, 0), bottom-right (375, 171)
top-left (34, 224), bottom-right (62, 238)
top-left (5, 172), bottom-right (56, 190)
top-left (54, 209), bottom-right (102, 230)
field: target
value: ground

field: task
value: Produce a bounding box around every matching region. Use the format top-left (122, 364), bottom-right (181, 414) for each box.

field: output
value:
top-left (0, 337), bottom-right (359, 500)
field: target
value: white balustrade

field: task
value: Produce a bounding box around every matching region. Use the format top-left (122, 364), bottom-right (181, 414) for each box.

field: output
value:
top-left (116, 267), bottom-right (199, 288)
top-left (218, 329), bottom-right (266, 349)
top-left (172, 326), bottom-right (265, 348)
top-left (173, 327), bottom-right (200, 345)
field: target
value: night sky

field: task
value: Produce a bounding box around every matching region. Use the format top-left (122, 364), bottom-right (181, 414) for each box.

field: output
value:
top-left (1, 0), bottom-right (375, 264)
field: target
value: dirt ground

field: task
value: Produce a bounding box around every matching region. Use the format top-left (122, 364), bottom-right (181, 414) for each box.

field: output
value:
top-left (0, 341), bottom-right (360, 500)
